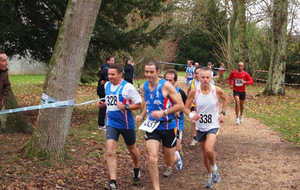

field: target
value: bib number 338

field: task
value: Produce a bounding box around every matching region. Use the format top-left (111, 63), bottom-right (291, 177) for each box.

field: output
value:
top-left (139, 118), bottom-right (160, 133)
top-left (199, 114), bottom-right (212, 123)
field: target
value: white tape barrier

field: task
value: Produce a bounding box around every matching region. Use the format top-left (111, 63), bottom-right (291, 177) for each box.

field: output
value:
top-left (0, 93), bottom-right (105, 115)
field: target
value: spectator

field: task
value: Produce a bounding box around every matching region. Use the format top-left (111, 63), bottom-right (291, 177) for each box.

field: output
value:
top-left (124, 59), bottom-right (134, 84)
top-left (0, 50), bottom-right (11, 132)
top-left (97, 55), bottom-right (115, 130)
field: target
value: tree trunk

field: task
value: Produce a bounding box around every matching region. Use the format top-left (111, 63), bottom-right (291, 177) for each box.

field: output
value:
top-left (26, 0), bottom-right (102, 160)
top-left (227, 0), bottom-right (238, 72)
top-left (0, 90), bottom-right (33, 134)
top-left (263, 0), bottom-right (288, 95)
top-left (237, 0), bottom-right (250, 73)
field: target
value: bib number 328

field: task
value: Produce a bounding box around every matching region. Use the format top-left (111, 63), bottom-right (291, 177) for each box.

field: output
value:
top-left (139, 118), bottom-right (160, 133)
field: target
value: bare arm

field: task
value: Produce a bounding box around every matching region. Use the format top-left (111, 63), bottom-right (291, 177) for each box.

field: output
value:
top-left (136, 84), bottom-right (146, 124)
top-left (182, 88), bottom-right (201, 122)
top-left (216, 86), bottom-right (228, 123)
top-left (150, 82), bottom-right (184, 119)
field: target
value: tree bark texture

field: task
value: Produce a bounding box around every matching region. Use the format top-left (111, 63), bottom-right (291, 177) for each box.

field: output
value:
top-left (26, 0), bottom-right (102, 160)
top-left (1, 90), bottom-right (33, 134)
top-left (227, 0), bottom-right (238, 72)
top-left (264, 0), bottom-right (288, 95)
top-left (237, 0), bottom-right (250, 72)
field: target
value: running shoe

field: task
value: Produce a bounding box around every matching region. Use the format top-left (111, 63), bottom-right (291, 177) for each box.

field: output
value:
top-left (212, 168), bottom-right (220, 183)
top-left (235, 118), bottom-right (240, 125)
top-left (104, 181), bottom-right (118, 190)
top-left (205, 177), bottom-right (213, 188)
top-left (175, 151), bottom-right (183, 170)
top-left (98, 125), bottom-right (106, 131)
top-left (190, 139), bottom-right (197, 147)
top-left (163, 167), bottom-right (173, 177)
top-left (133, 168), bottom-right (140, 184)
top-left (239, 115), bottom-right (243, 123)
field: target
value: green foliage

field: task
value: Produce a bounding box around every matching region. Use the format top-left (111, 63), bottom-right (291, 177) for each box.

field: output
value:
top-left (0, 0), bottom-right (173, 83)
top-left (173, 0), bottom-right (228, 65)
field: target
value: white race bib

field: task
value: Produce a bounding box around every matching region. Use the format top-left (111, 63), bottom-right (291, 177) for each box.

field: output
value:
top-left (235, 79), bottom-right (243, 86)
top-left (139, 118), bottom-right (160, 133)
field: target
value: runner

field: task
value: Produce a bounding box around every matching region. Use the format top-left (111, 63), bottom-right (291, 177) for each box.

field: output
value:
top-left (187, 66), bottom-right (201, 147)
top-left (228, 62), bottom-right (253, 124)
top-left (184, 67), bottom-right (228, 188)
top-left (207, 62), bottom-right (218, 85)
top-left (136, 61), bottom-right (184, 190)
top-left (164, 69), bottom-right (187, 161)
top-left (97, 64), bottom-right (142, 190)
top-left (185, 60), bottom-right (195, 88)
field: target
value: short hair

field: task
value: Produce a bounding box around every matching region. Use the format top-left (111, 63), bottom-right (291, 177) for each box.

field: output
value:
top-left (125, 59), bottom-right (130, 65)
top-left (0, 50), bottom-right (5, 54)
top-left (106, 55), bottom-right (114, 62)
top-left (207, 62), bottom-right (212, 66)
top-left (164, 69), bottom-right (178, 81)
top-left (145, 60), bottom-right (160, 71)
top-left (200, 67), bottom-right (211, 75)
top-left (109, 64), bottom-right (123, 74)
top-left (195, 66), bottom-right (202, 73)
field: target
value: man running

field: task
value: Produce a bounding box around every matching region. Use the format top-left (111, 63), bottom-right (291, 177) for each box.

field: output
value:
top-left (184, 67), bottom-right (228, 188)
top-left (136, 61), bottom-right (184, 190)
top-left (97, 64), bottom-right (142, 190)
top-left (187, 66), bottom-right (201, 147)
top-left (207, 62), bottom-right (218, 85)
top-left (164, 69), bottom-right (187, 164)
top-left (185, 60), bottom-right (195, 87)
top-left (228, 62), bottom-right (253, 124)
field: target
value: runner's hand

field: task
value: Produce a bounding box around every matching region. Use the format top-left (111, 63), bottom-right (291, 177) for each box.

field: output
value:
top-left (219, 114), bottom-right (225, 123)
top-left (97, 101), bottom-right (106, 109)
top-left (191, 112), bottom-right (201, 123)
top-left (116, 102), bottom-right (125, 110)
top-left (150, 110), bottom-right (164, 119)
top-left (136, 115), bottom-right (143, 124)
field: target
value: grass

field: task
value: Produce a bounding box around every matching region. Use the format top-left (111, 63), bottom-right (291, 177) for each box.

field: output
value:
top-left (218, 80), bottom-right (300, 144)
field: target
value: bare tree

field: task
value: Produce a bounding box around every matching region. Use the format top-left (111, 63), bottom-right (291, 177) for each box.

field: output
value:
top-left (237, 0), bottom-right (250, 73)
top-left (26, 0), bottom-right (102, 160)
top-left (227, 0), bottom-right (238, 71)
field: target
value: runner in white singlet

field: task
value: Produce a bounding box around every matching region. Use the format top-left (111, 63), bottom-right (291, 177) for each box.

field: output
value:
top-left (184, 67), bottom-right (228, 188)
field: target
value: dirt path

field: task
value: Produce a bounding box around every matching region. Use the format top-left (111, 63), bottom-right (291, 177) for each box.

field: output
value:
top-left (0, 77), bottom-right (299, 189)
top-left (126, 76), bottom-right (300, 190)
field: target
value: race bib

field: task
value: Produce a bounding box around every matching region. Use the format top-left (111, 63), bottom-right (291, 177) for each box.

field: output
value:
top-left (188, 73), bottom-right (193, 78)
top-left (106, 95), bottom-right (119, 111)
top-left (235, 79), bottom-right (243, 86)
top-left (139, 118), bottom-right (160, 133)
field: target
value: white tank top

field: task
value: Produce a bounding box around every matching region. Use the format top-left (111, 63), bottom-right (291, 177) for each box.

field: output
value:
top-left (195, 84), bottom-right (220, 131)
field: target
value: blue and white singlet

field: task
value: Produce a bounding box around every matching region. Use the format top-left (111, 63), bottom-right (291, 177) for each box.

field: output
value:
top-left (105, 80), bottom-right (135, 129)
top-left (144, 79), bottom-right (176, 130)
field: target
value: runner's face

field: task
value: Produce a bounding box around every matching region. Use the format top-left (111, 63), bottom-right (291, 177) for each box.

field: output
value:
top-left (145, 65), bottom-right (159, 82)
top-left (108, 68), bottom-right (122, 85)
top-left (200, 70), bottom-right (211, 87)
top-left (164, 73), bottom-right (176, 86)
top-left (194, 68), bottom-right (201, 81)
top-left (238, 63), bottom-right (244, 72)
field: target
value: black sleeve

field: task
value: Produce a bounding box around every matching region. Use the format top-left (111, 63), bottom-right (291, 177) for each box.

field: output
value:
top-left (213, 69), bottom-right (218, 76)
top-left (179, 88), bottom-right (187, 104)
